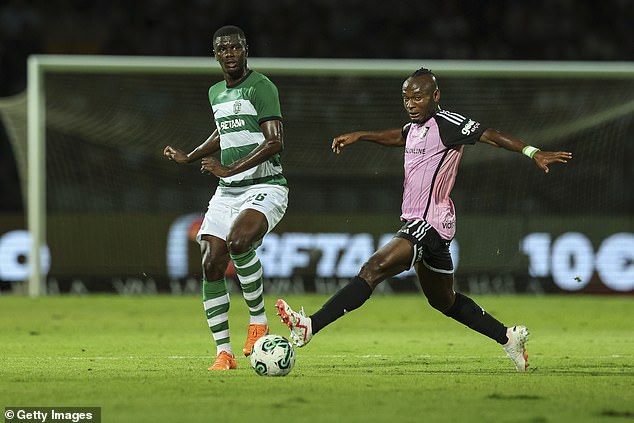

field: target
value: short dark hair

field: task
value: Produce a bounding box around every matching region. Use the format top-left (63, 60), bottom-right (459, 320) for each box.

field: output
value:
top-left (408, 68), bottom-right (438, 91)
top-left (410, 68), bottom-right (435, 78)
top-left (213, 25), bottom-right (246, 42)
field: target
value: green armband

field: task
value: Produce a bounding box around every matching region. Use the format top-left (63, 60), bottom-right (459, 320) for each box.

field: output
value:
top-left (522, 145), bottom-right (540, 159)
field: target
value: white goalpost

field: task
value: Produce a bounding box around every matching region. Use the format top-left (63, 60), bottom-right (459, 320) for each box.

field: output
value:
top-left (23, 55), bottom-right (634, 296)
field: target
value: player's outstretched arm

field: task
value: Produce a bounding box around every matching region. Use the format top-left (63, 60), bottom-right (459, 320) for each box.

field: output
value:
top-left (332, 128), bottom-right (405, 154)
top-left (164, 130), bottom-right (220, 164)
top-left (479, 128), bottom-right (572, 174)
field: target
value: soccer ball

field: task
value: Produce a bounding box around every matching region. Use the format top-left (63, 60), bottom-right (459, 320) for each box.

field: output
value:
top-left (250, 334), bottom-right (296, 376)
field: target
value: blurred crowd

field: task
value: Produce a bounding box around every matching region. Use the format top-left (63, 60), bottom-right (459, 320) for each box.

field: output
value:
top-left (1, 0), bottom-right (633, 96)
top-left (1, 0), bottom-right (632, 213)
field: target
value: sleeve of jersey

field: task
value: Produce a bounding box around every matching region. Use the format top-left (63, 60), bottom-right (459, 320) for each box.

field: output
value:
top-left (435, 111), bottom-right (486, 147)
top-left (402, 122), bottom-right (412, 139)
top-left (253, 80), bottom-right (283, 124)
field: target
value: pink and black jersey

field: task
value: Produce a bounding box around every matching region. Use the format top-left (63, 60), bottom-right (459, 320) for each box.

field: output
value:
top-left (401, 110), bottom-right (485, 241)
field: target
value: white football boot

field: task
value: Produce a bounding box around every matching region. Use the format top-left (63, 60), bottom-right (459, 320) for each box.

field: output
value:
top-left (276, 299), bottom-right (313, 347)
top-left (503, 325), bottom-right (530, 372)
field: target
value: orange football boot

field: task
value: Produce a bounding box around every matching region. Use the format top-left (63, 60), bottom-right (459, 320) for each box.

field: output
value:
top-left (208, 351), bottom-right (237, 371)
top-left (242, 324), bottom-right (269, 356)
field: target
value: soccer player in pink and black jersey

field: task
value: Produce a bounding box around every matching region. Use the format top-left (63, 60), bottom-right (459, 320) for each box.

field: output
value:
top-left (276, 68), bottom-right (572, 372)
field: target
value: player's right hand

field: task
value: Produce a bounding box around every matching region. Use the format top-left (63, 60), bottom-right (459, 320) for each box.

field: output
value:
top-left (331, 133), bottom-right (359, 154)
top-left (533, 150), bottom-right (572, 174)
top-left (163, 146), bottom-right (188, 164)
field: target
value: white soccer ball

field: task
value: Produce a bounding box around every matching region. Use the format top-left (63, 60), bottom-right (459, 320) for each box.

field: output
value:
top-left (250, 334), bottom-right (296, 376)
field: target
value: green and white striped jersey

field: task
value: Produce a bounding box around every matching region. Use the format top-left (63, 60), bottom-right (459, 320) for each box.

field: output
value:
top-left (209, 70), bottom-right (287, 187)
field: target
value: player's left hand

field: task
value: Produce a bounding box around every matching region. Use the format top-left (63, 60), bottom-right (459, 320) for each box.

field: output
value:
top-left (533, 150), bottom-right (573, 173)
top-left (201, 156), bottom-right (232, 177)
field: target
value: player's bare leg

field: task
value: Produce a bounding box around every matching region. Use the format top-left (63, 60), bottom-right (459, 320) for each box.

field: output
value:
top-left (416, 263), bottom-right (529, 371)
top-left (227, 208), bottom-right (270, 356)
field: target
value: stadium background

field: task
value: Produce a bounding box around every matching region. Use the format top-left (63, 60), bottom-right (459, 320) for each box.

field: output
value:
top-left (0, 0), bottom-right (632, 295)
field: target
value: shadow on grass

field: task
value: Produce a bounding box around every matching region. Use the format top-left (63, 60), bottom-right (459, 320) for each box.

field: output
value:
top-left (301, 356), bottom-right (634, 377)
top-left (600, 410), bottom-right (633, 418)
top-left (487, 393), bottom-right (544, 400)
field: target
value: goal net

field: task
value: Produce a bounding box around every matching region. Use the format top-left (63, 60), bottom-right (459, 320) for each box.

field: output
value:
top-left (2, 56), bottom-right (633, 295)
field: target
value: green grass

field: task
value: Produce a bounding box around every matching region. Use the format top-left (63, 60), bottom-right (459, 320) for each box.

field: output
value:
top-left (1, 294), bottom-right (632, 422)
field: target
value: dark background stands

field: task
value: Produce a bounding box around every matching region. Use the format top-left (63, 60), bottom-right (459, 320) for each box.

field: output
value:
top-left (0, 0), bottom-right (632, 212)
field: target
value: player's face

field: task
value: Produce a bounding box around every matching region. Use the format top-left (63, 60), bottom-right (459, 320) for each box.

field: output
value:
top-left (402, 76), bottom-right (440, 123)
top-left (213, 34), bottom-right (248, 78)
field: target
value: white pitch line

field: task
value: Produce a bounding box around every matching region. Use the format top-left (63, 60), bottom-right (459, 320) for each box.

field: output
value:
top-left (4, 354), bottom-right (632, 361)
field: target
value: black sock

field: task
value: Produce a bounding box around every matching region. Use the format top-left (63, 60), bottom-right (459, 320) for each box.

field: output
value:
top-left (444, 293), bottom-right (508, 344)
top-left (310, 276), bottom-right (373, 335)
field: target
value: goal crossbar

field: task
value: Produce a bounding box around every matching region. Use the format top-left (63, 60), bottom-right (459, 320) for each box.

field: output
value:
top-left (26, 55), bottom-right (634, 296)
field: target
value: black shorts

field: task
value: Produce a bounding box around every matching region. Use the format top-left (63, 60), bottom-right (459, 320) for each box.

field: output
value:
top-left (394, 220), bottom-right (454, 274)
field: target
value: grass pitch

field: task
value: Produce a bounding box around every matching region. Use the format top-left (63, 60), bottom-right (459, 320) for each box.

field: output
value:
top-left (1, 294), bottom-right (632, 422)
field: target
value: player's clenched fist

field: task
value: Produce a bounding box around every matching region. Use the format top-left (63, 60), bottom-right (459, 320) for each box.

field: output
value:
top-left (163, 145), bottom-right (189, 164)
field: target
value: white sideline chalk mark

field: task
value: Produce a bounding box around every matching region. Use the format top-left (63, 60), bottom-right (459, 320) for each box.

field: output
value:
top-left (318, 354), bottom-right (487, 360)
top-left (5, 356), bottom-right (211, 360)
top-left (316, 354), bottom-right (634, 360)
top-left (5, 354), bottom-right (632, 361)
top-left (167, 356), bottom-right (206, 359)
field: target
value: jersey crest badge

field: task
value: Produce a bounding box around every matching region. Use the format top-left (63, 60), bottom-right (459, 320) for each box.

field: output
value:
top-left (419, 127), bottom-right (430, 139)
top-left (233, 100), bottom-right (242, 114)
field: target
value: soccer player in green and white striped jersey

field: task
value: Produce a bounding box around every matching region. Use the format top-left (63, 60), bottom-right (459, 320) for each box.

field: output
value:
top-left (164, 26), bottom-right (288, 371)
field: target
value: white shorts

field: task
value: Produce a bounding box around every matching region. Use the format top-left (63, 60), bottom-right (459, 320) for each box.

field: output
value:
top-left (196, 184), bottom-right (289, 246)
